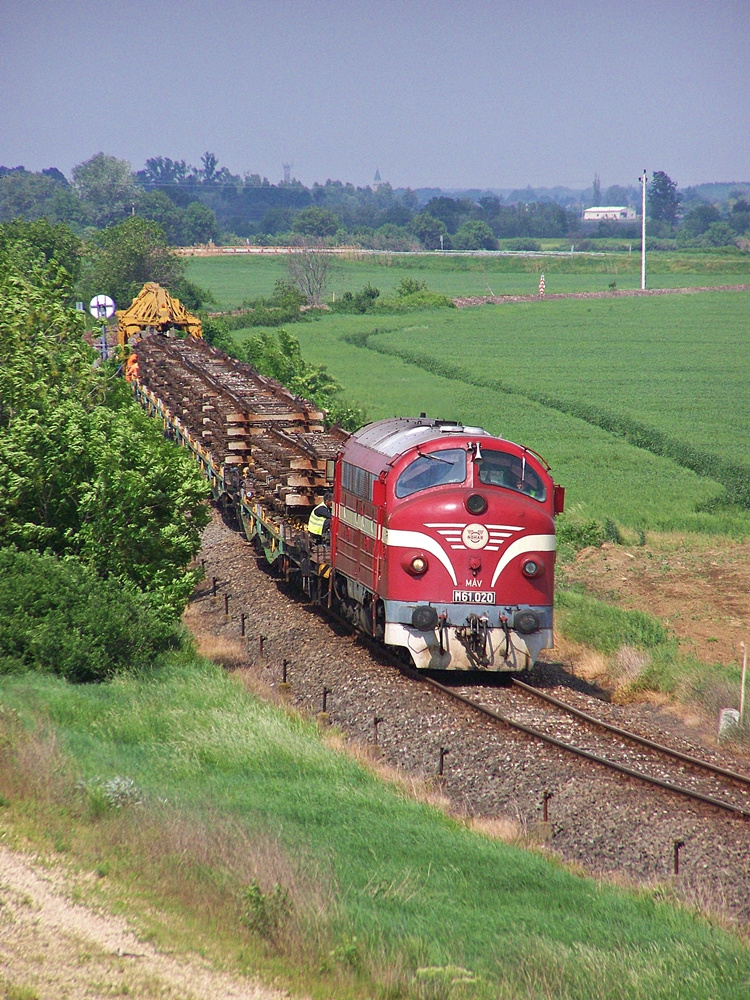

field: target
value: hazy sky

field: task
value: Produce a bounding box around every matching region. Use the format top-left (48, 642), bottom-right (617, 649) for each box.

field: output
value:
top-left (2, 0), bottom-right (748, 191)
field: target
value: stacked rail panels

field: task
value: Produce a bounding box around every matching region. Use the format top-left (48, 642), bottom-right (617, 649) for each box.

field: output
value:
top-left (135, 336), bottom-right (345, 510)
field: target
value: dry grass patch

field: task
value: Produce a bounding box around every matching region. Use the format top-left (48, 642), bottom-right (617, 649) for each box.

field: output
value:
top-left (466, 815), bottom-right (523, 843)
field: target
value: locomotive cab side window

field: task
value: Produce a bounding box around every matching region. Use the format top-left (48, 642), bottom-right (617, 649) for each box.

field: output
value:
top-left (396, 448), bottom-right (467, 498)
top-left (478, 449), bottom-right (546, 501)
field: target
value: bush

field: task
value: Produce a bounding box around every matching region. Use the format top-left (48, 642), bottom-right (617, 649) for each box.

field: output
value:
top-left (556, 588), bottom-right (669, 653)
top-left (556, 513), bottom-right (606, 551)
top-left (330, 283), bottom-right (380, 314)
top-left (0, 548), bottom-right (179, 682)
top-left (504, 238), bottom-right (542, 252)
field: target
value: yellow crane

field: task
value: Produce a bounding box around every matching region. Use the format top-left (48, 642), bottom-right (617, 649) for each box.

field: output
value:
top-left (115, 282), bottom-right (203, 352)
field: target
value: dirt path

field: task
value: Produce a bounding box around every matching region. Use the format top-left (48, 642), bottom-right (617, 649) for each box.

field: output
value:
top-left (0, 846), bottom-right (288, 1000)
top-left (452, 283), bottom-right (750, 307)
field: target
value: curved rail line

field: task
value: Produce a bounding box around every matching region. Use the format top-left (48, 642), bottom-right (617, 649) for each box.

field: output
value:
top-left (316, 603), bottom-right (750, 821)
top-left (416, 673), bottom-right (750, 821)
top-left (511, 678), bottom-right (750, 789)
top-left (137, 338), bottom-right (750, 822)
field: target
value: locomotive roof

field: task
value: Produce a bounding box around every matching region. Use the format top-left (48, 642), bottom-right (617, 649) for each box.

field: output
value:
top-left (352, 417), bottom-right (492, 458)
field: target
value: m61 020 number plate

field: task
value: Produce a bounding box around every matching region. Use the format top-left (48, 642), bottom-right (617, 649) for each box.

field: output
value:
top-left (452, 590), bottom-right (496, 604)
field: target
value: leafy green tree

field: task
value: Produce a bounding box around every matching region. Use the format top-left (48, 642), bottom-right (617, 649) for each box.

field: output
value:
top-left (180, 201), bottom-right (219, 245)
top-left (410, 212), bottom-right (449, 250)
top-left (259, 206), bottom-right (295, 235)
top-left (423, 196), bottom-right (472, 234)
top-left (0, 218), bottom-right (83, 293)
top-left (452, 220), bottom-right (498, 251)
top-left (0, 257), bottom-right (209, 615)
top-left (681, 203), bottom-right (720, 237)
top-left (698, 221), bottom-right (736, 247)
top-left (0, 548), bottom-right (178, 681)
top-left (78, 216), bottom-right (185, 309)
top-left (139, 190), bottom-right (184, 243)
top-left (729, 199), bottom-right (750, 236)
top-left (293, 206), bottom-right (340, 238)
top-left (237, 329), bottom-right (364, 431)
top-left (72, 152), bottom-right (139, 226)
top-left (648, 171), bottom-right (681, 225)
top-left (0, 169), bottom-right (84, 226)
top-left (603, 184), bottom-right (632, 206)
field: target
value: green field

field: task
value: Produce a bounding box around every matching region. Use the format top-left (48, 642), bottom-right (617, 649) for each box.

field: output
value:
top-left (186, 252), bottom-right (750, 310)
top-left (3, 662), bottom-right (750, 1000)
top-left (188, 254), bottom-right (750, 535)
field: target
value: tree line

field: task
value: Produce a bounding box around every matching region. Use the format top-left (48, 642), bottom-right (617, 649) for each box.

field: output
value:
top-left (3, 154), bottom-right (748, 251)
top-left (0, 220), bottom-right (210, 681)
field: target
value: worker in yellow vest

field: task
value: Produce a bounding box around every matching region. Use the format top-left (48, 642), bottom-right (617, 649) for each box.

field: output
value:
top-left (308, 494), bottom-right (333, 540)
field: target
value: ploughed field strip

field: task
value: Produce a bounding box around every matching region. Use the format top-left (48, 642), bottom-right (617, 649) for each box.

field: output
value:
top-left (441, 678), bottom-right (750, 819)
top-left (136, 336), bottom-right (344, 511)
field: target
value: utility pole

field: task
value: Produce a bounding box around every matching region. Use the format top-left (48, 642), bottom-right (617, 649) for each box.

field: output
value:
top-left (639, 169), bottom-right (648, 290)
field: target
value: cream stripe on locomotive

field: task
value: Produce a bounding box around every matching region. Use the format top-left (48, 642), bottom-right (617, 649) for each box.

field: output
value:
top-left (383, 527), bottom-right (556, 590)
top-left (336, 504), bottom-right (380, 540)
top-left (383, 528), bottom-right (459, 584)
top-left (490, 534), bottom-right (556, 587)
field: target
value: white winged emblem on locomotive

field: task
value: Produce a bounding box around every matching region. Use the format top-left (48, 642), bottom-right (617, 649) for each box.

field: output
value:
top-left (425, 522), bottom-right (523, 551)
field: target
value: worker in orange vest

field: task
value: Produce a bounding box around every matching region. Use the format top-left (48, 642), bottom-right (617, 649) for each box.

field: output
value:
top-left (124, 353), bottom-right (140, 382)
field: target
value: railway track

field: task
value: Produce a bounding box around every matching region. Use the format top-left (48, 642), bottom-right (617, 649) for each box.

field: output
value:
top-left (134, 334), bottom-right (750, 826)
top-left (417, 673), bottom-right (750, 820)
top-left (313, 601), bottom-right (750, 821)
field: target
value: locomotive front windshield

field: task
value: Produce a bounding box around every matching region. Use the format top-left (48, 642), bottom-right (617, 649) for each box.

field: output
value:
top-left (478, 449), bottom-right (547, 501)
top-left (396, 448), bottom-right (467, 498)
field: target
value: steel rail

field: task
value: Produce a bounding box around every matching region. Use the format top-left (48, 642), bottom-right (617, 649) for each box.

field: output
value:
top-left (316, 611), bottom-right (750, 820)
top-left (416, 674), bottom-right (750, 820)
top-left (511, 678), bottom-right (750, 788)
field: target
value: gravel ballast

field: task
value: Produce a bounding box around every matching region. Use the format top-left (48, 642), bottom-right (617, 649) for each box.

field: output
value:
top-left (189, 509), bottom-right (750, 925)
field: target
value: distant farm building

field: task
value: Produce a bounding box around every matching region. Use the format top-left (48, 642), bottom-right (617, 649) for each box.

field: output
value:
top-left (583, 206), bottom-right (637, 221)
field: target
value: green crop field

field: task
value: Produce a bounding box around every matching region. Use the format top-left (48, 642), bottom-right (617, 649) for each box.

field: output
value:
top-left (190, 253), bottom-right (750, 536)
top-left (186, 252), bottom-right (750, 310)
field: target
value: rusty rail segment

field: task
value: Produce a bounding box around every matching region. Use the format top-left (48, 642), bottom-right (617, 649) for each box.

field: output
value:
top-left (418, 675), bottom-right (750, 820)
top-left (136, 336), bottom-right (345, 511)
top-left (511, 678), bottom-right (750, 789)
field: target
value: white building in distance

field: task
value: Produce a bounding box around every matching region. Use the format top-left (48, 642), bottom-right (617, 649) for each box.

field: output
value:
top-left (583, 206), bottom-right (637, 221)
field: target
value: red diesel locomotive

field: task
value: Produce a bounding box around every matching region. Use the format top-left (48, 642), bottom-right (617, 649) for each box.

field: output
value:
top-left (328, 416), bottom-right (565, 671)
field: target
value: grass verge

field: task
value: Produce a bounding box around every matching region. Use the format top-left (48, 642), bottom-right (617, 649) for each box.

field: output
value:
top-left (2, 656), bottom-right (750, 999)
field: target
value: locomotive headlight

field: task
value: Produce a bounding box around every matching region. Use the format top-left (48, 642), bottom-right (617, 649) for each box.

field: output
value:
top-left (522, 557), bottom-right (544, 578)
top-left (411, 555), bottom-right (427, 574)
top-left (466, 493), bottom-right (487, 515)
top-left (403, 553), bottom-right (429, 576)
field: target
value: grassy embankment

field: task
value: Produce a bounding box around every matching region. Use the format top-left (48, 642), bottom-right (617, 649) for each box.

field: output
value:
top-left (186, 253), bottom-right (750, 710)
top-left (2, 660), bottom-right (750, 1000)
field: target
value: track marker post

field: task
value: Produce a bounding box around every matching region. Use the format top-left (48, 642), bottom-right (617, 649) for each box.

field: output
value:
top-left (741, 642), bottom-right (747, 727)
top-left (279, 658), bottom-right (291, 696)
